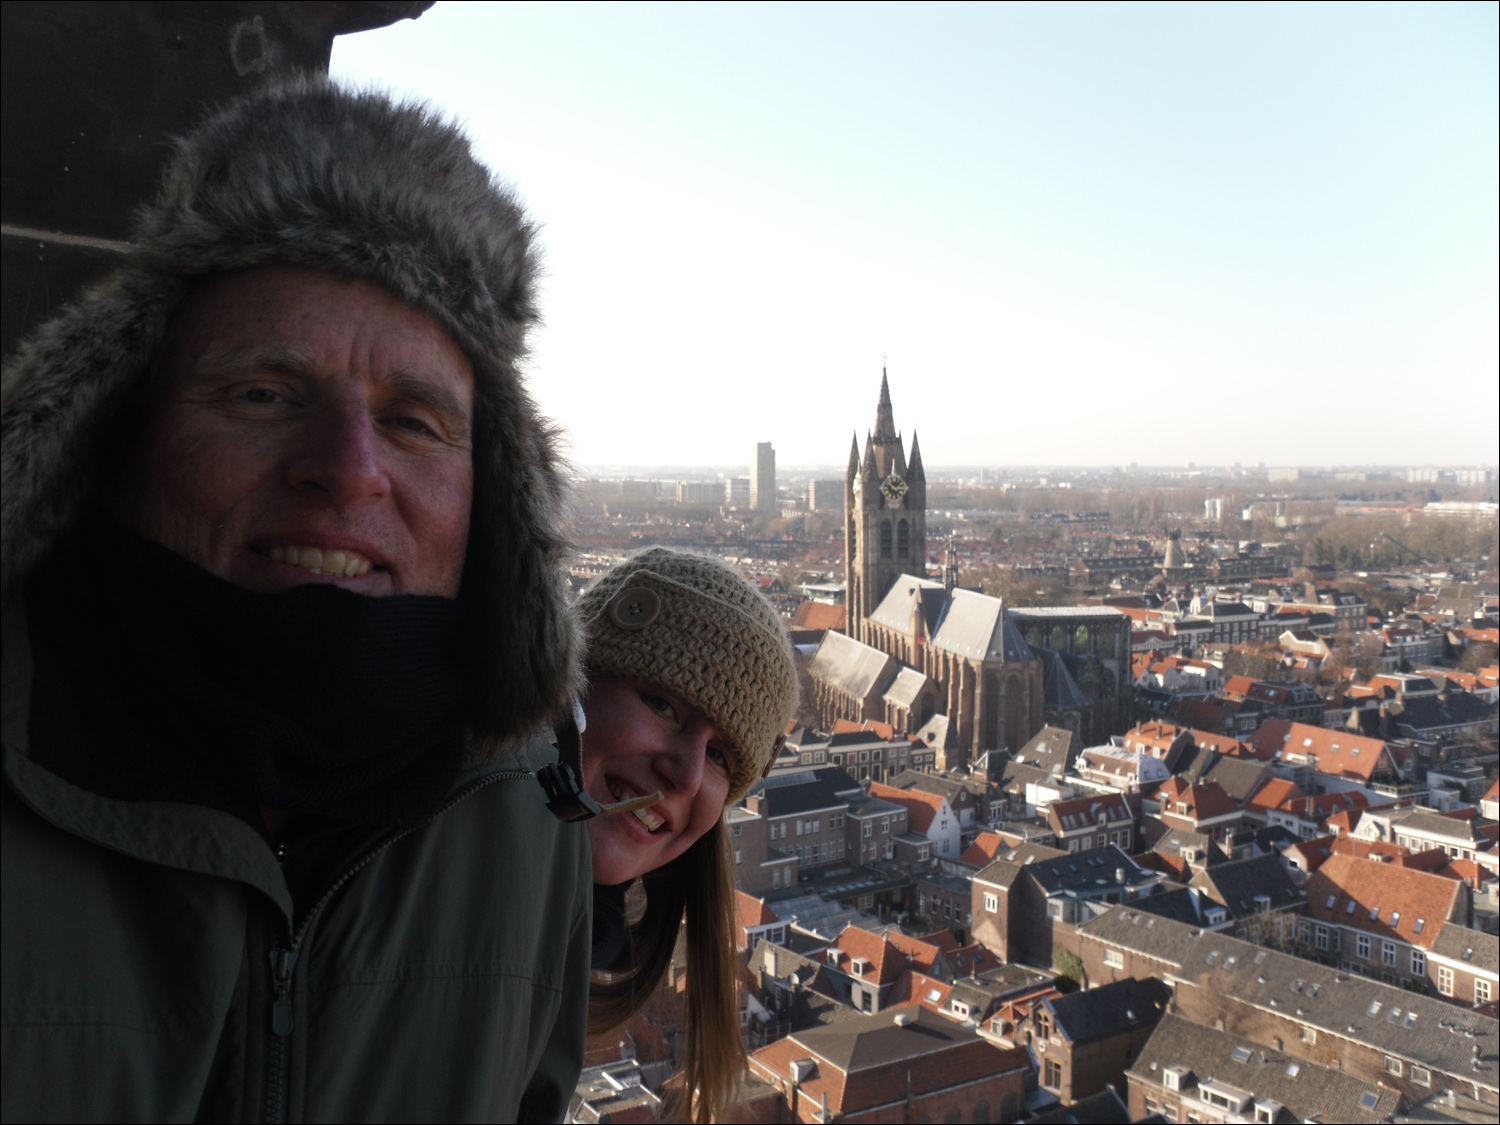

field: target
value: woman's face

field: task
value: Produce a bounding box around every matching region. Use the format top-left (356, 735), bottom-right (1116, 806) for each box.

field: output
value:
top-left (581, 676), bottom-right (735, 885)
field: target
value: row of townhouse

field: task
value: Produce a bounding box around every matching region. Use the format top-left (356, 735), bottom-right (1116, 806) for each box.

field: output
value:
top-left (1068, 906), bottom-right (1500, 1108)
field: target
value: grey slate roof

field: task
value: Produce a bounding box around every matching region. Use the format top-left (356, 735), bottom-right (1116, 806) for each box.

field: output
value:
top-left (756, 778), bottom-right (850, 818)
top-left (1396, 692), bottom-right (1498, 733)
top-left (1012, 725), bottom-right (1079, 776)
top-left (1079, 907), bottom-right (1499, 1091)
top-left (913, 712), bottom-right (954, 749)
top-left (1047, 976), bottom-right (1171, 1044)
top-left (1036, 647), bottom-right (1091, 709)
top-left (867, 573), bottom-right (945, 634)
top-left (1189, 853), bottom-right (1305, 919)
top-left (1130, 886), bottom-right (1215, 926)
top-left (1194, 753), bottom-right (1274, 804)
top-left (808, 630), bottom-right (895, 700)
top-left (1428, 924), bottom-right (1499, 975)
top-left (1023, 845), bottom-right (1156, 895)
top-left (1129, 1013), bottom-right (1402, 1124)
top-left (883, 666), bottom-right (931, 708)
top-left (930, 588), bottom-right (1035, 663)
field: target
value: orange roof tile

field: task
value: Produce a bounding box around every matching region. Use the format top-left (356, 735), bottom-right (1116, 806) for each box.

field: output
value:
top-left (1246, 777), bottom-right (1304, 811)
top-left (1249, 720), bottom-right (1392, 783)
top-left (958, 831), bottom-right (1007, 869)
top-left (792, 600), bottom-right (847, 632)
top-left (828, 925), bottom-right (909, 986)
top-left (832, 717), bottom-right (897, 740)
top-left (1305, 854), bottom-right (1463, 950)
top-left (869, 780), bottom-right (944, 833)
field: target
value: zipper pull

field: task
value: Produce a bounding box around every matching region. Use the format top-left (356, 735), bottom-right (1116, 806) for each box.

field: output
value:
top-left (269, 947), bottom-right (300, 1037)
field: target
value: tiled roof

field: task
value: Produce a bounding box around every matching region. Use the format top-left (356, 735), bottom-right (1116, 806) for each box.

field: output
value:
top-left (1428, 925), bottom-right (1499, 976)
top-left (831, 717), bottom-right (898, 740)
top-left (792, 600), bottom-right (847, 631)
top-left (1079, 907), bottom-right (1499, 1086)
top-left (867, 573), bottom-right (946, 635)
top-left (807, 630), bottom-right (895, 700)
top-left (1246, 776), bottom-right (1304, 811)
top-left (958, 831), bottom-right (1007, 869)
top-left (737, 891), bottom-right (778, 934)
top-left (1157, 777), bottom-right (1240, 821)
top-left (1249, 720), bottom-right (1390, 782)
top-left (882, 667), bottom-right (931, 709)
top-left (1129, 1014), bottom-right (1401, 1124)
top-left (930, 589), bottom-right (1035, 663)
top-left (749, 1007), bottom-right (1031, 1116)
top-left (1047, 976), bottom-right (1171, 1044)
top-left (1305, 854), bottom-right (1462, 950)
top-left (827, 925), bottom-right (909, 986)
top-left (1190, 853), bottom-right (1305, 919)
top-left (1047, 792), bottom-right (1132, 834)
top-left (868, 781), bottom-right (945, 834)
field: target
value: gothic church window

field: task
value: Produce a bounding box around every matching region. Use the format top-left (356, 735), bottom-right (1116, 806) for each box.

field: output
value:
top-left (898, 519), bottom-right (909, 557)
top-left (880, 520), bottom-right (893, 558)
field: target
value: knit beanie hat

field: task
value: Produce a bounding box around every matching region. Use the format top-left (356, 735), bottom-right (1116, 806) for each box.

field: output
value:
top-left (1, 75), bottom-right (578, 749)
top-left (577, 549), bottom-right (799, 803)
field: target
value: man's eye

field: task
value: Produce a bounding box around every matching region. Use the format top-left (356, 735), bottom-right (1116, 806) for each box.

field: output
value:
top-left (388, 415), bottom-right (439, 438)
top-left (240, 386), bottom-right (282, 404)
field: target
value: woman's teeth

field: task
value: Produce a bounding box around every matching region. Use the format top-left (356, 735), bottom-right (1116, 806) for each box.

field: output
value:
top-left (266, 545), bottom-right (373, 577)
top-left (608, 779), bottom-right (665, 832)
top-left (632, 806), bottom-right (664, 831)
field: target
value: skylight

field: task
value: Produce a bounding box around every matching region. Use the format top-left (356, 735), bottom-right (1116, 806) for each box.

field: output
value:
top-left (1286, 1063), bottom-right (1300, 1077)
top-left (1359, 1092), bottom-right (1380, 1110)
top-left (1231, 1046), bottom-right (1252, 1063)
top-left (1414, 918), bottom-right (1424, 933)
top-left (1369, 906), bottom-right (1380, 920)
top-left (1326, 895), bottom-right (1337, 909)
top-left (1390, 911), bottom-right (1400, 925)
top-left (1368, 1001), bottom-right (1381, 1016)
top-left (1346, 901), bottom-right (1357, 915)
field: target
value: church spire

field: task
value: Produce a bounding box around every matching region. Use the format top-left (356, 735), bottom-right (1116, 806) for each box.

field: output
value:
top-left (944, 532), bottom-right (959, 592)
top-left (846, 432), bottom-right (860, 479)
top-left (873, 368), bottom-right (897, 444)
top-left (908, 430), bottom-right (925, 483)
top-left (861, 431), bottom-right (879, 482)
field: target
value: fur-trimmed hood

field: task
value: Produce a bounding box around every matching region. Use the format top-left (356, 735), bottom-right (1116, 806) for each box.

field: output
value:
top-left (1, 76), bottom-right (579, 749)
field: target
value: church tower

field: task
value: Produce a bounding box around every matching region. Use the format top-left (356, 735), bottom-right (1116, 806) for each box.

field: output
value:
top-left (845, 371), bottom-right (927, 644)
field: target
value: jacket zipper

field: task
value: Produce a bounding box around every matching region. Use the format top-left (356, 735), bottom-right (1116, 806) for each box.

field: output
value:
top-left (261, 769), bottom-right (533, 1123)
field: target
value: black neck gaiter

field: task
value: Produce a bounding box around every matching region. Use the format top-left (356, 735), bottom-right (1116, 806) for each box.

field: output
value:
top-left (26, 523), bottom-right (470, 831)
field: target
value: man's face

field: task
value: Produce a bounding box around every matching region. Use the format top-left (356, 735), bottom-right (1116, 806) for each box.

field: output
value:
top-left (122, 266), bottom-right (475, 597)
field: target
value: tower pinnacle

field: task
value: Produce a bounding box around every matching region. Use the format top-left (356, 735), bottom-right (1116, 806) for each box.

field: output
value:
top-left (873, 369), bottom-right (897, 444)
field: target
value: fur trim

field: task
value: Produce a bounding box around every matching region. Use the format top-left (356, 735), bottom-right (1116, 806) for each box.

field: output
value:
top-left (1, 76), bottom-right (580, 748)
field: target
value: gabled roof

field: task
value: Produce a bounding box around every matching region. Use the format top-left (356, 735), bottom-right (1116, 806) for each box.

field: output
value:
top-left (868, 781), bottom-right (946, 834)
top-left (1128, 1014), bottom-right (1401, 1124)
top-left (1037, 647), bottom-right (1090, 709)
top-left (1249, 720), bottom-right (1391, 782)
top-left (826, 925), bottom-right (909, 986)
top-left (1305, 854), bottom-right (1463, 950)
top-left (1012, 725), bottom-right (1079, 775)
top-left (737, 890), bottom-right (779, 932)
top-left (807, 630), bottom-right (896, 700)
top-left (867, 572), bottom-right (946, 635)
top-left (1046, 977), bottom-right (1171, 1044)
top-left (1427, 925), bottom-right (1499, 976)
top-left (1246, 776), bottom-right (1305, 811)
top-left (882, 667), bottom-right (931, 709)
top-left (753, 776), bottom-right (850, 818)
top-left (958, 831), bottom-right (1007, 869)
top-left (930, 588), bottom-right (1035, 663)
top-left (750, 1007), bottom-right (1031, 1116)
top-left (1047, 792), bottom-right (1132, 834)
top-left (792, 600), bottom-right (847, 631)
top-left (1190, 853), bottom-right (1304, 919)
top-left (1157, 777), bottom-right (1240, 821)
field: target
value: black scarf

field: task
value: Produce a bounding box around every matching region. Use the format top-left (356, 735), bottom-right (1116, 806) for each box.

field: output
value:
top-left (26, 523), bottom-right (469, 831)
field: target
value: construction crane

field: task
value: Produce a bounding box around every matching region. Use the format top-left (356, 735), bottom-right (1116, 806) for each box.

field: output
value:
top-left (1375, 532), bottom-right (1431, 569)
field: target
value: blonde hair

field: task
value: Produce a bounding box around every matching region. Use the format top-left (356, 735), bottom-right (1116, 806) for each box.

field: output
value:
top-left (588, 819), bottom-right (744, 1124)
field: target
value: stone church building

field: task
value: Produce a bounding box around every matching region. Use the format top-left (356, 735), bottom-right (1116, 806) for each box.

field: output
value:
top-left (807, 377), bottom-right (1131, 772)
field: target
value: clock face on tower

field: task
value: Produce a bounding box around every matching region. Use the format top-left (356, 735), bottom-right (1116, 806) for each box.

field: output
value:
top-left (880, 473), bottom-right (908, 506)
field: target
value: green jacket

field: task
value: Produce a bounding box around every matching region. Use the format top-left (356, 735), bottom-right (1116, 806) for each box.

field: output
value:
top-left (1, 610), bottom-right (592, 1123)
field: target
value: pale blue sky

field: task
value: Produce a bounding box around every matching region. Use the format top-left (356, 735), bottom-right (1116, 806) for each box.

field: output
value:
top-left (332, 2), bottom-right (1498, 469)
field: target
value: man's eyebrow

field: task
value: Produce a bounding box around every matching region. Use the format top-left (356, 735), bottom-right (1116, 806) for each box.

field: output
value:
top-left (387, 371), bottom-right (471, 425)
top-left (193, 346), bottom-right (318, 379)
